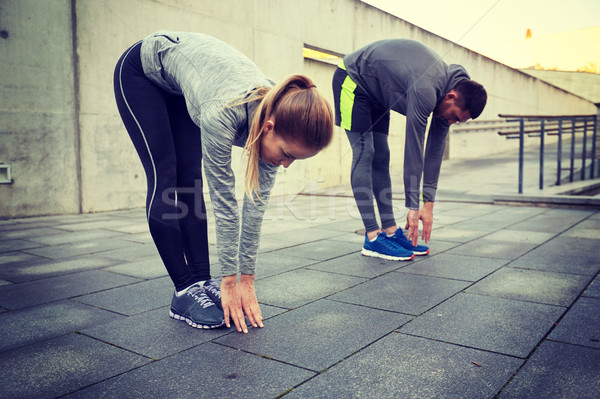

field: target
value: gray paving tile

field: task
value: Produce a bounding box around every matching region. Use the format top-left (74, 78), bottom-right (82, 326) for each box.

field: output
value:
top-left (439, 204), bottom-right (499, 217)
top-left (548, 296), bottom-right (600, 349)
top-left (330, 272), bottom-right (470, 315)
top-left (307, 252), bottom-right (404, 278)
top-left (255, 269), bottom-right (366, 308)
top-left (121, 231), bottom-right (153, 244)
top-left (583, 276), bottom-right (600, 298)
top-left (509, 208), bottom-right (593, 233)
top-left (102, 208), bottom-right (147, 219)
top-left (400, 253), bottom-right (508, 281)
top-left (62, 342), bottom-right (315, 399)
top-left (0, 250), bottom-right (45, 266)
top-left (74, 276), bottom-right (173, 315)
top-left (104, 222), bottom-right (149, 234)
top-left (286, 333), bottom-right (523, 399)
top-left (499, 341), bottom-right (600, 399)
top-left (0, 255), bottom-right (119, 283)
top-left (102, 256), bottom-right (168, 279)
top-left (327, 231), bottom-right (365, 244)
top-left (560, 219), bottom-right (600, 240)
top-left (467, 267), bottom-right (592, 306)
top-left (96, 242), bottom-right (160, 261)
top-left (264, 227), bottom-right (346, 244)
top-left (483, 229), bottom-right (555, 244)
top-left (258, 235), bottom-right (297, 252)
top-left (23, 238), bottom-right (137, 260)
top-left (80, 306), bottom-right (231, 359)
top-left (509, 237), bottom-right (600, 275)
top-left (215, 299), bottom-right (411, 371)
top-left (26, 228), bottom-right (126, 245)
top-left (313, 218), bottom-right (365, 232)
top-left (0, 333), bottom-right (149, 399)
top-left (0, 300), bottom-right (124, 352)
top-left (428, 227), bottom-right (489, 243)
top-left (253, 251), bottom-right (318, 279)
top-left (259, 303), bottom-right (288, 320)
top-left (0, 238), bottom-right (45, 253)
top-left (447, 238), bottom-right (538, 259)
top-left (54, 219), bottom-right (135, 231)
top-left (0, 270), bottom-right (140, 310)
top-left (0, 226), bottom-right (67, 240)
top-left (422, 238), bottom-right (462, 254)
top-left (475, 206), bottom-right (548, 223)
top-left (430, 213), bottom-right (470, 227)
top-left (401, 293), bottom-right (565, 358)
top-left (267, 238), bottom-right (360, 261)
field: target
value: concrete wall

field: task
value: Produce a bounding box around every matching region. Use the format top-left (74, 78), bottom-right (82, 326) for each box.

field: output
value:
top-left (520, 69), bottom-right (600, 105)
top-left (1, 0), bottom-right (597, 218)
top-left (0, 0), bottom-right (80, 217)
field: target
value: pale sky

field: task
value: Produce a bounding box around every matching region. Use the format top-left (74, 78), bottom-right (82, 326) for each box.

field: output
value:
top-left (362, 0), bottom-right (600, 60)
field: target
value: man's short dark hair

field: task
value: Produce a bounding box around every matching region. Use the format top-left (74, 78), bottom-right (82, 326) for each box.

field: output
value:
top-left (453, 80), bottom-right (487, 119)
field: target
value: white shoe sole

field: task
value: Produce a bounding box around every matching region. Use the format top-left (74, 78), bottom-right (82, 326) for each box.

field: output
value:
top-left (169, 310), bottom-right (226, 329)
top-left (413, 249), bottom-right (430, 256)
top-left (362, 248), bottom-right (414, 261)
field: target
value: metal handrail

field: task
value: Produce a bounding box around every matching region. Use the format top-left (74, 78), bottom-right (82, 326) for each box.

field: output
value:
top-left (497, 114), bottom-right (599, 193)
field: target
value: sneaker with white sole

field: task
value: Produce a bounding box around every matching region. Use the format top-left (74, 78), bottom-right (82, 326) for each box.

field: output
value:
top-left (170, 283), bottom-right (225, 329)
top-left (362, 232), bottom-right (415, 261)
top-left (388, 228), bottom-right (430, 256)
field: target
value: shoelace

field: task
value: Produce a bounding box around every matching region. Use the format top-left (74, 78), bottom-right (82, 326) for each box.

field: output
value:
top-left (205, 283), bottom-right (221, 300)
top-left (187, 286), bottom-right (214, 309)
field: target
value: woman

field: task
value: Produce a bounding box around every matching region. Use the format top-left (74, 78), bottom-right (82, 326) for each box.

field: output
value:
top-left (114, 31), bottom-right (333, 333)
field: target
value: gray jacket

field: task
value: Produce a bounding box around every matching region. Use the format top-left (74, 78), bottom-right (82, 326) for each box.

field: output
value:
top-left (140, 30), bottom-right (278, 276)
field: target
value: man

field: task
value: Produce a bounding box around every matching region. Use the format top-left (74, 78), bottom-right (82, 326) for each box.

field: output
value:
top-left (332, 39), bottom-right (487, 261)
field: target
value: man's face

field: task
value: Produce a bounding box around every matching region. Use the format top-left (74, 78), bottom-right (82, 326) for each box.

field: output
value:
top-left (433, 90), bottom-right (471, 126)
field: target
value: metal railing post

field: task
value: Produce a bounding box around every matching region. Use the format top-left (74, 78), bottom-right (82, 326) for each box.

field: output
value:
top-left (592, 115), bottom-right (598, 178)
top-left (570, 119), bottom-right (576, 182)
top-left (539, 120), bottom-right (545, 189)
top-left (557, 119), bottom-right (563, 185)
top-left (582, 119), bottom-right (588, 180)
top-left (518, 118), bottom-right (524, 194)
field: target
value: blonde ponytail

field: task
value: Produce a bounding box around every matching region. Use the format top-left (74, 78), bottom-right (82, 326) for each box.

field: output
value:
top-left (243, 75), bottom-right (333, 202)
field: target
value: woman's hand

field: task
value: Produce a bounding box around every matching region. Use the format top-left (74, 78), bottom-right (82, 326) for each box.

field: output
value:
top-left (220, 274), bottom-right (263, 333)
top-left (238, 274), bottom-right (263, 329)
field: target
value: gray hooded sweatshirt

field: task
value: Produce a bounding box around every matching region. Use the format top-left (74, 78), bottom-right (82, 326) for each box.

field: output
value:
top-left (140, 30), bottom-right (278, 277)
top-left (343, 39), bottom-right (470, 209)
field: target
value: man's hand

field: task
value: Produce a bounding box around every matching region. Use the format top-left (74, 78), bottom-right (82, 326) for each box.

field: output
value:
top-left (220, 274), bottom-right (263, 334)
top-left (405, 202), bottom-right (434, 246)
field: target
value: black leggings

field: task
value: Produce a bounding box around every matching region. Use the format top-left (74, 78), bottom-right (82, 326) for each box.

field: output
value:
top-left (113, 42), bottom-right (211, 291)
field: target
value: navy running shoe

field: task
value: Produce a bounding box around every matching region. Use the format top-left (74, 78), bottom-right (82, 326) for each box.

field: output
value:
top-left (388, 228), bottom-right (430, 256)
top-left (170, 283), bottom-right (225, 329)
top-left (362, 232), bottom-right (415, 261)
top-left (203, 277), bottom-right (222, 310)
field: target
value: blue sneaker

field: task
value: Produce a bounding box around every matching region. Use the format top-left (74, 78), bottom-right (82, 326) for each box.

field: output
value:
top-left (170, 283), bottom-right (225, 329)
top-left (362, 232), bottom-right (415, 261)
top-left (388, 229), bottom-right (430, 256)
top-left (203, 277), bottom-right (222, 310)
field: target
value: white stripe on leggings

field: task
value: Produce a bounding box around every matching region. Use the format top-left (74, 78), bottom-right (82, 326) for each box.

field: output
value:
top-left (118, 42), bottom-right (157, 223)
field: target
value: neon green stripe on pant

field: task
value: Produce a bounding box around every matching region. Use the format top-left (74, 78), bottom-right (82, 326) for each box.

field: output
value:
top-left (339, 70), bottom-right (357, 131)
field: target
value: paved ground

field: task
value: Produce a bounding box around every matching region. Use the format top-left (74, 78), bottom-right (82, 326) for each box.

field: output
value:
top-left (1, 144), bottom-right (599, 398)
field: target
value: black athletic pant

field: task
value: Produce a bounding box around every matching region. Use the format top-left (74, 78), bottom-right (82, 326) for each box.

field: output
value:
top-left (113, 42), bottom-right (210, 291)
top-left (332, 66), bottom-right (397, 233)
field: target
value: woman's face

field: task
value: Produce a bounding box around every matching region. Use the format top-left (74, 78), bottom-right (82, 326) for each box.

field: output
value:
top-left (259, 120), bottom-right (319, 168)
